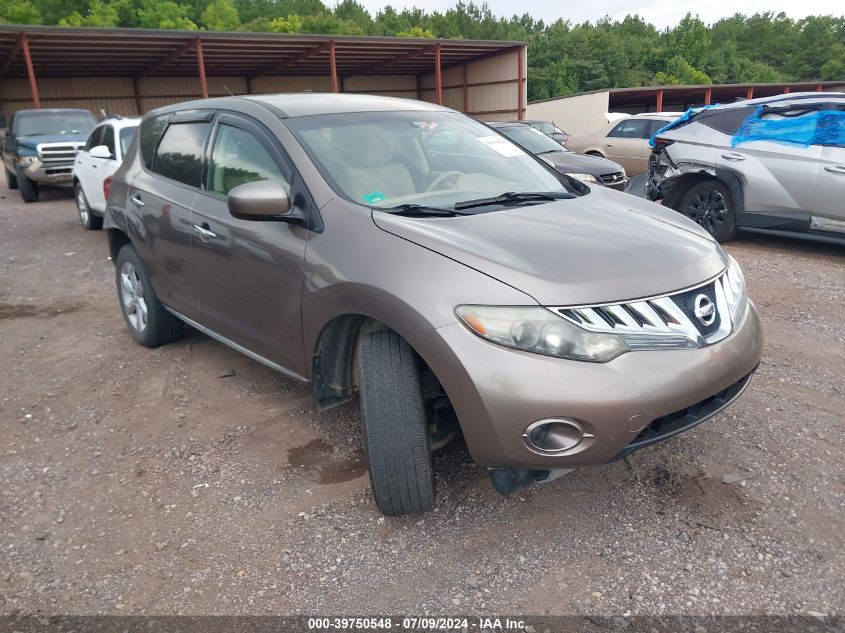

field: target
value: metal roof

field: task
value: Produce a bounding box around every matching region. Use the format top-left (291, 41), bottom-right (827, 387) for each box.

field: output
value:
top-left (0, 25), bottom-right (525, 79)
top-left (529, 81), bottom-right (845, 106)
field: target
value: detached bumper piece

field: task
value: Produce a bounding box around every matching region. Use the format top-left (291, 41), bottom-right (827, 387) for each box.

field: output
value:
top-left (612, 369), bottom-right (755, 462)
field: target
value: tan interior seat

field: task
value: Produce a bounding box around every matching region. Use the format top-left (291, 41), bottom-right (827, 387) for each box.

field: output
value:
top-left (331, 125), bottom-right (417, 202)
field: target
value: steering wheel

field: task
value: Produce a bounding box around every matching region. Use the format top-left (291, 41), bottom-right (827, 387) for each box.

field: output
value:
top-left (425, 171), bottom-right (463, 192)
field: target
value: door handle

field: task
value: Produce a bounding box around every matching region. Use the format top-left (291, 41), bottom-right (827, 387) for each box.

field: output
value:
top-left (192, 223), bottom-right (217, 241)
top-left (721, 152), bottom-right (746, 161)
top-left (129, 194), bottom-right (144, 207)
top-left (824, 165), bottom-right (845, 174)
top-left (605, 143), bottom-right (613, 147)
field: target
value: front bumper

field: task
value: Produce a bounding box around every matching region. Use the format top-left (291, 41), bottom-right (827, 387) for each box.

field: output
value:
top-left (21, 160), bottom-right (74, 185)
top-left (414, 301), bottom-right (763, 469)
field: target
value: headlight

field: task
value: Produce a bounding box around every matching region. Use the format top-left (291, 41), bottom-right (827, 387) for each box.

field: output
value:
top-left (16, 155), bottom-right (37, 166)
top-left (455, 305), bottom-right (628, 362)
top-left (565, 172), bottom-right (597, 183)
top-left (723, 255), bottom-right (747, 321)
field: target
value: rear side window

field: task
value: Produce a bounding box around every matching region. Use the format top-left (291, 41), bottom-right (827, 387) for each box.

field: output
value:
top-left (699, 106), bottom-right (756, 135)
top-left (608, 119), bottom-right (651, 139)
top-left (119, 126), bottom-right (137, 157)
top-left (139, 114), bottom-right (169, 170)
top-left (152, 121), bottom-right (210, 188)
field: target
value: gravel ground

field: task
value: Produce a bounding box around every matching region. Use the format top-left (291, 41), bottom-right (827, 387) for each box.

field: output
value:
top-left (0, 186), bottom-right (843, 617)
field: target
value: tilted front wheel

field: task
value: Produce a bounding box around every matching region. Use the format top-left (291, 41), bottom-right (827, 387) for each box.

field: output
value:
top-left (357, 329), bottom-right (435, 516)
top-left (677, 180), bottom-right (737, 242)
top-left (114, 244), bottom-right (183, 348)
top-left (5, 168), bottom-right (18, 190)
top-left (17, 169), bottom-right (39, 203)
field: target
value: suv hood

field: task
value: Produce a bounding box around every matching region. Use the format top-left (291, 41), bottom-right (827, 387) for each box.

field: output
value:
top-left (372, 188), bottom-right (726, 306)
top-left (541, 151), bottom-right (622, 176)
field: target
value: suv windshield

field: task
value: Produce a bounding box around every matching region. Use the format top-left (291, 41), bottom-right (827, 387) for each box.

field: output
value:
top-left (15, 111), bottom-right (97, 137)
top-left (495, 124), bottom-right (566, 155)
top-left (285, 111), bottom-right (575, 211)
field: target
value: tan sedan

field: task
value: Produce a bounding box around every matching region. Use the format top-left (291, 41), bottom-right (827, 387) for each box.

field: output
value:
top-left (565, 113), bottom-right (681, 176)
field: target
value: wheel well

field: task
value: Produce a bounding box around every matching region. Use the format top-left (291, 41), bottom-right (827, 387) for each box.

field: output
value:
top-left (107, 229), bottom-right (131, 263)
top-left (662, 172), bottom-right (721, 210)
top-left (585, 150), bottom-right (604, 158)
top-left (310, 315), bottom-right (444, 413)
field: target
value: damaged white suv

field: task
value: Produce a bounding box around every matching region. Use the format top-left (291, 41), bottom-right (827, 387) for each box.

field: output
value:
top-left (647, 92), bottom-right (845, 244)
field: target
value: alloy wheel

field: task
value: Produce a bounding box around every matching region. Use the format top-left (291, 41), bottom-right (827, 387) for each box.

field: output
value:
top-left (76, 188), bottom-right (89, 226)
top-left (686, 188), bottom-right (727, 235)
top-left (119, 262), bottom-right (148, 332)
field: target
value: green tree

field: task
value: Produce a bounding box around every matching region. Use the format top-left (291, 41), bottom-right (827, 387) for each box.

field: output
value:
top-left (0, 0), bottom-right (44, 24)
top-left (59, 0), bottom-right (121, 26)
top-left (653, 55), bottom-right (711, 85)
top-left (396, 25), bottom-right (434, 38)
top-left (200, 0), bottom-right (240, 30)
top-left (267, 13), bottom-right (302, 32)
top-left (136, 0), bottom-right (198, 29)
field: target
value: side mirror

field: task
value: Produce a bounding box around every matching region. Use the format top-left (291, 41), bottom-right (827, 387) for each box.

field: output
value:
top-left (227, 180), bottom-right (303, 223)
top-left (89, 145), bottom-right (112, 159)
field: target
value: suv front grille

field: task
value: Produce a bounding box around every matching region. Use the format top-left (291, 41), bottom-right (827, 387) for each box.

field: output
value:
top-left (550, 270), bottom-right (735, 349)
top-left (599, 172), bottom-right (625, 185)
top-left (611, 370), bottom-right (754, 461)
top-left (37, 142), bottom-right (84, 175)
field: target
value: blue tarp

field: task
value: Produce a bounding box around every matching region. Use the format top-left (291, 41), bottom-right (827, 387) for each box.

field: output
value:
top-left (648, 104), bottom-right (720, 146)
top-left (731, 106), bottom-right (845, 148)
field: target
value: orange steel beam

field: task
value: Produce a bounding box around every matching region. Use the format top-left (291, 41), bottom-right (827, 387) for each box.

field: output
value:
top-left (0, 33), bottom-right (24, 79)
top-left (704, 87), bottom-right (712, 105)
top-left (253, 42), bottom-right (331, 78)
top-left (746, 87), bottom-right (754, 100)
top-left (656, 89), bottom-right (663, 113)
top-left (142, 38), bottom-right (196, 77)
top-left (196, 38), bottom-right (208, 99)
top-left (517, 46), bottom-right (525, 119)
top-left (462, 64), bottom-right (468, 112)
top-left (434, 43), bottom-right (442, 105)
top-left (22, 33), bottom-right (40, 109)
top-left (329, 40), bottom-right (338, 93)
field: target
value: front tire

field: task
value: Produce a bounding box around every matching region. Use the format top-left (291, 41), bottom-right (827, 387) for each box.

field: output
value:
top-left (676, 180), bottom-right (736, 242)
top-left (114, 244), bottom-right (183, 348)
top-left (75, 183), bottom-right (102, 230)
top-left (17, 169), bottom-right (39, 203)
top-left (5, 168), bottom-right (18, 190)
top-left (357, 329), bottom-right (435, 516)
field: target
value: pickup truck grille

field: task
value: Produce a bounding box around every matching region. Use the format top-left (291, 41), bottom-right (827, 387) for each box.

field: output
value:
top-left (37, 142), bottom-right (84, 177)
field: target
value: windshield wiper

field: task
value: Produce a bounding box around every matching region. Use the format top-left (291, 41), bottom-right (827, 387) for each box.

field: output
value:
top-left (382, 204), bottom-right (466, 217)
top-left (454, 191), bottom-right (574, 210)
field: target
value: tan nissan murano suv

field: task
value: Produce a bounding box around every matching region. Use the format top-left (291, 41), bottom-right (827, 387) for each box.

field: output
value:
top-left (104, 94), bottom-right (763, 516)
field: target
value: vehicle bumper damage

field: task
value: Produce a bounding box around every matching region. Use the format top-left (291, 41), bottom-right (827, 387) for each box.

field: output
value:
top-left (647, 145), bottom-right (716, 204)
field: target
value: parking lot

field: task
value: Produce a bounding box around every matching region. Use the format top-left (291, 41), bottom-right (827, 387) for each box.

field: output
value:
top-left (1, 188), bottom-right (843, 616)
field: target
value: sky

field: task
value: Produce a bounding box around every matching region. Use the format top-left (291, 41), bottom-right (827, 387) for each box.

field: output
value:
top-left (353, 0), bottom-right (844, 28)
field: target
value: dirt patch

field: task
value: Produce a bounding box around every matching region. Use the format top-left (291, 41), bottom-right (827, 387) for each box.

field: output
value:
top-left (0, 302), bottom-right (81, 320)
top-left (287, 438), bottom-right (367, 484)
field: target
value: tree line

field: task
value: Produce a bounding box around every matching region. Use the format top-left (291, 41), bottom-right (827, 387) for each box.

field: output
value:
top-left (2, 0), bottom-right (844, 101)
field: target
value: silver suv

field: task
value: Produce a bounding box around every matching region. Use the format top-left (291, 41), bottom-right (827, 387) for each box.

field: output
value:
top-left (648, 92), bottom-right (845, 243)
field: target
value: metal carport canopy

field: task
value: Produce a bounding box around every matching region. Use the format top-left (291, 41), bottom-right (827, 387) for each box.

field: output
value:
top-left (0, 25), bottom-right (522, 79)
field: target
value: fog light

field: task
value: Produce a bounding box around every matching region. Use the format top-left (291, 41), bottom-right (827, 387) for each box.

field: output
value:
top-left (523, 418), bottom-right (588, 455)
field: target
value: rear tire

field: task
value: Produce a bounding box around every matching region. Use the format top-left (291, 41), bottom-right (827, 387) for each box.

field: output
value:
top-left (17, 169), bottom-right (39, 203)
top-left (114, 243), bottom-right (184, 348)
top-left (357, 329), bottom-right (435, 516)
top-left (75, 183), bottom-right (102, 230)
top-left (5, 168), bottom-right (18, 190)
top-left (676, 180), bottom-right (736, 242)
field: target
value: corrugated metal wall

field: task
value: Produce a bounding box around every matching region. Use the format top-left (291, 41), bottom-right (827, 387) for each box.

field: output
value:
top-left (526, 91), bottom-right (611, 134)
top-left (419, 47), bottom-right (525, 120)
top-left (0, 54), bottom-right (524, 120)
